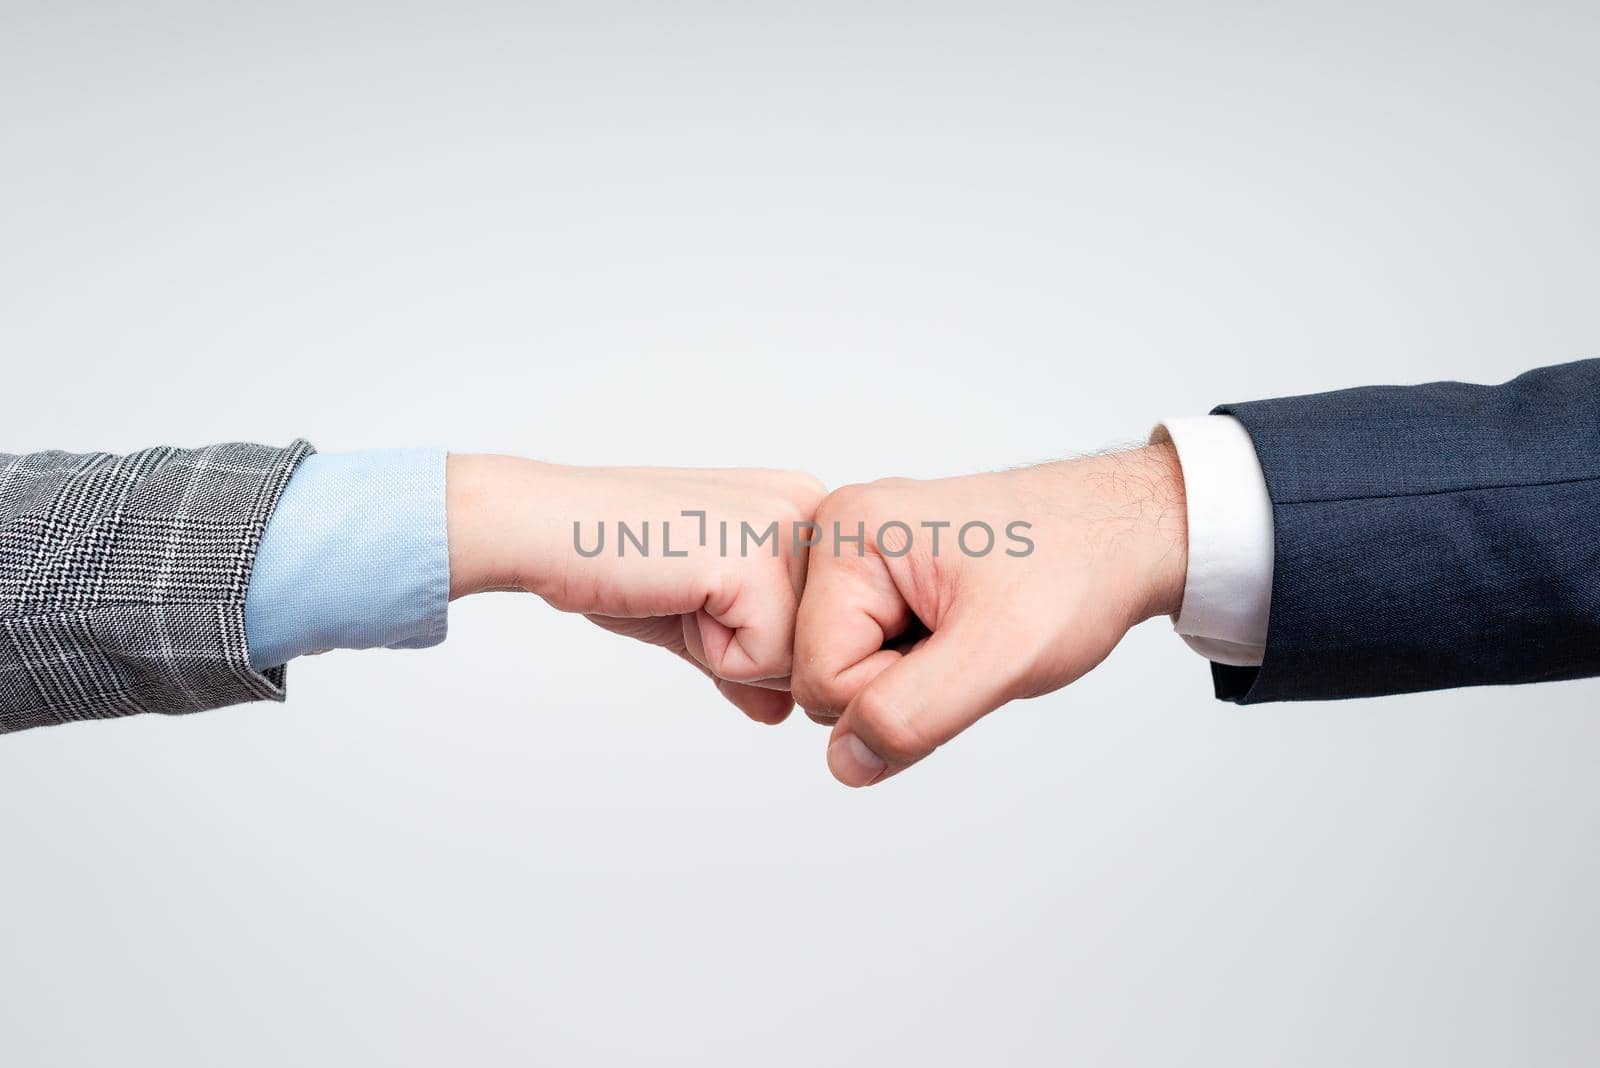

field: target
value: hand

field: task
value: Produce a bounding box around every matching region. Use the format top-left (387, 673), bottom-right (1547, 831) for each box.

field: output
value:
top-left (792, 443), bottom-right (1188, 786)
top-left (447, 455), bottom-right (826, 724)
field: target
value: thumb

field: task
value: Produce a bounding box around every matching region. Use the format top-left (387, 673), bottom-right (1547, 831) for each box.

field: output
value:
top-left (827, 623), bottom-right (1020, 788)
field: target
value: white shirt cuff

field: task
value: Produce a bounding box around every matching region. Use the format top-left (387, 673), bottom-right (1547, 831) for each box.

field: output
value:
top-left (1153, 416), bottom-right (1274, 668)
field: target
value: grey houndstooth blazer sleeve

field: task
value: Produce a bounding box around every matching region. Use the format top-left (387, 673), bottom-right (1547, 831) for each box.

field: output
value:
top-left (0, 440), bottom-right (314, 734)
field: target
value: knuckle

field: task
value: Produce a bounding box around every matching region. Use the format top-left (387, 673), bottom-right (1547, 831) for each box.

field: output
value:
top-left (792, 668), bottom-right (855, 716)
top-left (788, 673), bottom-right (822, 713)
top-left (715, 660), bottom-right (766, 685)
top-left (775, 494), bottom-right (818, 527)
top-left (764, 648), bottom-right (795, 680)
top-left (716, 644), bottom-right (790, 686)
top-left (781, 469), bottom-right (828, 504)
top-left (817, 482), bottom-right (872, 522)
top-left (853, 689), bottom-right (930, 765)
top-left (749, 469), bottom-right (826, 520)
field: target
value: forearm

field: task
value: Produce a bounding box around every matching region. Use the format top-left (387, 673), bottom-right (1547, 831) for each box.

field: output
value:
top-left (1212, 358), bottom-right (1600, 702)
top-left (0, 441), bottom-right (312, 733)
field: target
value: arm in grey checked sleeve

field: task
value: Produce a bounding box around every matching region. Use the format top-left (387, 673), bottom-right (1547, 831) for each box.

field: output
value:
top-left (0, 441), bottom-right (313, 734)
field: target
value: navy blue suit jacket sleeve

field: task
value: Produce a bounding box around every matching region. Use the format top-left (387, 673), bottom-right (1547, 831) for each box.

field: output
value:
top-left (1209, 358), bottom-right (1600, 703)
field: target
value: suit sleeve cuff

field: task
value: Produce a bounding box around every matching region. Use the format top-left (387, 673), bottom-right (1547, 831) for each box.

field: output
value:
top-left (243, 448), bottom-right (450, 670)
top-left (1152, 416), bottom-right (1273, 668)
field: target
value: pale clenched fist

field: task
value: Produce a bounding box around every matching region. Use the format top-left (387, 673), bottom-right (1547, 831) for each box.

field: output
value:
top-left (448, 456), bottom-right (826, 724)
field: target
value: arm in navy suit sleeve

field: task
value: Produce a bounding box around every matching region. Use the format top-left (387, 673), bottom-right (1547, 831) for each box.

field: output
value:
top-left (1210, 357), bottom-right (1600, 703)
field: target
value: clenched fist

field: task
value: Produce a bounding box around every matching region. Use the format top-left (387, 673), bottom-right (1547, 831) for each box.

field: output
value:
top-left (447, 456), bottom-right (826, 724)
top-left (792, 444), bottom-right (1188, 786)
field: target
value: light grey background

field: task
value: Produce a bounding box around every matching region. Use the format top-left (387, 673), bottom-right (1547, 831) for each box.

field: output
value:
top-left (2, 2), bottom-right (1597, 1065)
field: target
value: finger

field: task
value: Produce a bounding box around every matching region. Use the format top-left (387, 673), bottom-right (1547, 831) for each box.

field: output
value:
top-left (670, 646), bottom-right (793, 725)
top-left (588, 611), bottom-right (794, 724)
top-left (715, 677), bottom-right (795, 725)
top-left (826, 623), bottom-right (1017, 787)
top-left (680, 613), bottom-right (793, 687)
top-left (800, 647), bottom-right (901, 723)
top-left (739, 673), bottom-right (794, 692)
top-left (681, 611), bottom-right (711, 670)
top-left (791, 548), bottom-right (912, 719)
top-left (696, 564), bottom-right (802, 684)
top-left (681, 604), bottom-right (793, 697)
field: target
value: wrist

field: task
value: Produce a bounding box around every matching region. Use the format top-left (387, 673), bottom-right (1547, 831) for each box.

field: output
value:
top-left (447, 454), bottom-right (567, 600)
top-left (1079, 442), bottom-right (1189, 624)
top-left (1134, 441), bottom-right (1189, 620)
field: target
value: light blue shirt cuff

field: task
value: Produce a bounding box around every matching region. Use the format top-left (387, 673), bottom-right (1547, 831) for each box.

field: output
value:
top-left (244, 448), bottom-right (450, 671)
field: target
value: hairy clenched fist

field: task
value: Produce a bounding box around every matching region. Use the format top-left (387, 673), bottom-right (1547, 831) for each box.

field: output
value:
top-left (792, 445), bottom-right (1188, 786)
